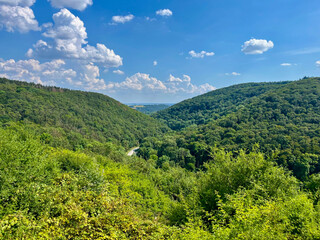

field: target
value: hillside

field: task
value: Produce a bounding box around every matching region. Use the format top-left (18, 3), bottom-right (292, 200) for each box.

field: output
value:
top-left (1, 78), bottom-right (320, 238)
top-left (3, 120), bottom-right (320, 239)
top-left (153, 81), bottom-right (290, 130)
top-left (0, 78), bottom-right (168, 149)
top-left (142, 78), bottom-right (320, 179)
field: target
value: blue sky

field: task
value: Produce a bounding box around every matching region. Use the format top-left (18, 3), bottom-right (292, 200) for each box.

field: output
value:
top-left (0, 0), bottom-right (320, 103)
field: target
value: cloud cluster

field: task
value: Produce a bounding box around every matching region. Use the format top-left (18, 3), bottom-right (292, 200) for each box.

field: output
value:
top-left (109, 73), bottom-right (166, 91)
top-left (111, 14), bottom-right (134, 24)
top-left (0, 0), bottom-right (39, 33)
top-left (107, 73), bottom-right (215, 95)
top-left (28, 9), bottom-right (122, 68)
top-left (0, 58), bottom-right (76, 85)
top-left (156, 9), bottom-right (173, 17)
top-left (49, 0), bottom-right (92, 11)
top-left (241, 38), bottom-right (274, 55)
top-left (189, 50), bottom-right (214, 58)
top-left (0, 57), bottom-right (111, 91)
top-left (79, 63), bottom-right (107, 90)
top-left (167, 74), bottom-right (215, 94)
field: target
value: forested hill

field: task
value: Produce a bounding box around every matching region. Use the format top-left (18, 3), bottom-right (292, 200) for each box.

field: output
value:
top-left (153, 80), bottom-right (290, 130)
top-left (0, 78), bottom-right (168, 149)
top-left (141, 77), bottom-right (320, 179)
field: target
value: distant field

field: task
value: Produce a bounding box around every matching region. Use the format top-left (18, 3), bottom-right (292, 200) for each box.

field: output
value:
top-left (128, 104), bottom-right (172, 114)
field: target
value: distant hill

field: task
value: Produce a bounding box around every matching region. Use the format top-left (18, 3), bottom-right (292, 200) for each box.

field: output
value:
top-left (128, 104), bottom-right (172, 114)
top-left (153, 81), bottom-right (290, 130)
top-left (0, 78), bottom-right (168, 149)
top-left (143, 78), bottom-right (320, 179)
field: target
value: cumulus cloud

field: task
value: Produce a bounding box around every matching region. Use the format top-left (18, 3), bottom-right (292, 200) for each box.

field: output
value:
top-left (225, 72), bottom-right (241, 76)
top-left (167, 74), bottom-right (215, 94)
top-left (79, 63), bottom-right (107, 90)
top-left (0, 0), bottom-right (39, 33)
top-left (109, 73), bottom-right (167, 91)
top-left (28, 9), bottom-right (122, 68)
top-left (0, 58), bottom-right (110, 90)
top-left (106, 73), bottom-right (215, 95)
top-left (156, 9), bottom-right (173, 17)
top-left (113, 69), bottom-right (124, 75)
top-left (0, 0), bottom-right (35, 6)
top-left (0, 58), bottom-right (76, 85)
top-left (153, 60), bottom-right (158, 66)
top-left (241, 38), bottom-right (274, 55)
top-left (316, 61), bottom-right (320, 67)
top-left (48, 0), bottom-right (93, 11)
top-left (189, 50), bottom-right (215, 59)
top-left (111, 14), bottom-right (134, 24)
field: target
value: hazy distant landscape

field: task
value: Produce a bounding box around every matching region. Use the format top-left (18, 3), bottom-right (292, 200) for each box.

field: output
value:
top-left (1, 0), bottom-right (320, 239)
top-left (128, 104), bottom-right (172, 114)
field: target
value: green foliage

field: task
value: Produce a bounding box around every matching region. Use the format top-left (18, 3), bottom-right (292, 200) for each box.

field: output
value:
top-left (199, 150), bottom-right (299, 212)
top-left (0, 78), bottom-right (168, 149)
top-left (3, 77), bottom-right (320, 238)
top-left (153, 81), bottom-right (290, 130)
top-left (146, 78), bottom-right (320, 179)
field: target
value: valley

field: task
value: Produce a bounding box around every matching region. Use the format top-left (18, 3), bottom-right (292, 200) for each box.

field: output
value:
top-left (1, 77), bottom-right (320, 239)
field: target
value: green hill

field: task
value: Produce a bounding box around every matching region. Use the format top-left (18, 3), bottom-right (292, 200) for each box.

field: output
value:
top-left (1, 77), bottom-right (320, 238)
top-left (153, 81), bottom-right (290, 130)
top-left (0, 78), bottom-right (168, 149)
top-left (142, 78), bottom-right (320, 179)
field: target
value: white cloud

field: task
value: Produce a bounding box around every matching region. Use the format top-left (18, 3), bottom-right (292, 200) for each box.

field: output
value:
top-left (80, 63), bottom-right (107, 90)
top-left (0, 0), bottom-right (35, 7)
top-left (29, 9), bottom-right (122, 68)
top-left (167, 74), bottom-right (215, 94)
top-left (281, 63), bottom-right (292, 66)
top-left (156, 9), bottom-right (173, 17)
top-left (241, 38), bottom-right (274, 55)
top-left (316, 61), bottom-right (320, 67)
top-left (106, 73), bottom-right (215, 95)
top-left (225, 72), bottom-right (241, 76)
top-left (0, 58), bottom-right (110, 90)
top-left (189, 50), bottom-right (215, 59)
top-left (153, 60), bottom-right (158, 66)
top-left (0, 58), bottom-right (76, 85)
top-left (111, 14), bottom-right (134, 24)
top-left (113, 69), bottom-right (124, 75)
top-left (0, 0), bottom-right (39, 33)
top-left (49, 0), bottom-right (93, 11)
top-left (110, 73), bottom-right (167, 91)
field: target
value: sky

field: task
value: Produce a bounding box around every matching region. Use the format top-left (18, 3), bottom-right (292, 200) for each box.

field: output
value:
top-left (0, 0), bottom-right (320, 103)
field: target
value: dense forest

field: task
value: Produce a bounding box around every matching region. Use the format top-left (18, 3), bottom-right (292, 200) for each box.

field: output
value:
top-left (152, 81), bottom-right (290, 130)
top-left (0, 78), bottom-right (168, 149)
top-left (141, 78), bottom-right (320, 178)
top-left (2, 77), bottom-right (320, 239)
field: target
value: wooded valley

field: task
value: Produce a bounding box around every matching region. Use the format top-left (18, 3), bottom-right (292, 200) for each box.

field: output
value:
top-left (1, 77), bottom-right (320, 239)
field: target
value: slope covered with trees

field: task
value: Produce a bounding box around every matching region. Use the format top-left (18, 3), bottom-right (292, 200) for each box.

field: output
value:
top-left (1, 123), bottom-right (320, 239)
top-left (153, 81), bottom-right (290, 130)
top-left (0, 78), bottom-right (168, 149)
top-left (141, 78), bottom-right (320, 179)
top-left (2, 77), bottom-right (320, 238)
